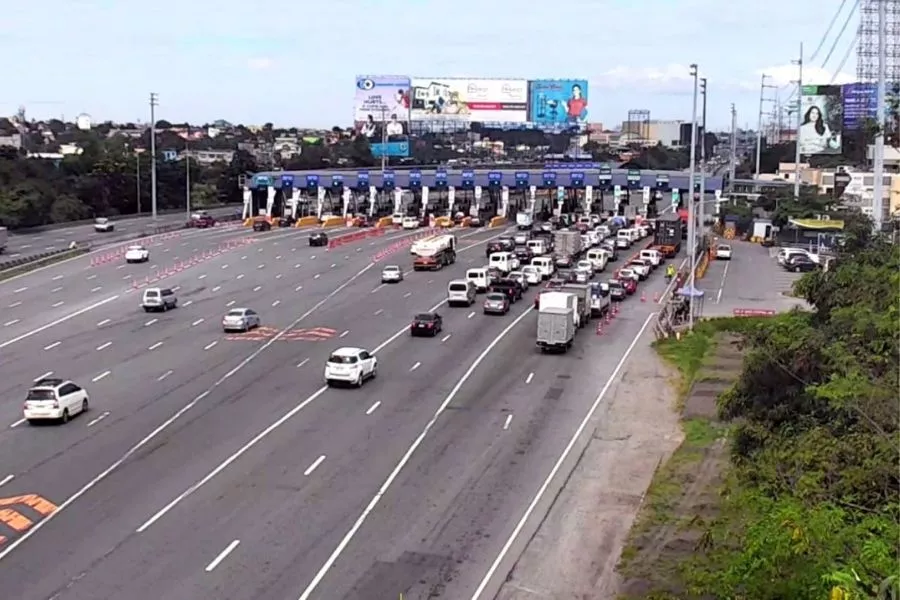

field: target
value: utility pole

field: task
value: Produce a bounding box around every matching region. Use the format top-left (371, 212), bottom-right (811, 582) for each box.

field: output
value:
top-left (754, 75), bottom-right (777, 178)
top-left (136, 148), bottom-right (141, 214)
top-left (185, 125), bottom-right (192, 219)
top-left (728, 104), bottom-right (737, 200)
top-left (149, 93), bottom-right (159, 220)
top-left (872, 0), bottom-right (887, 232)
top-left (380, 106), bottom-right (388, 175)
top-left (687, 64), bottom-right (699, 330)
top-left (792, 44), bottom-right (803, 200)
top-left (699, 77), bottom-right (708, 238)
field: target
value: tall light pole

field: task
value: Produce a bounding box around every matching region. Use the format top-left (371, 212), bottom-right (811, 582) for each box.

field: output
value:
top-left (728, 103), bottom-right (737, 204)
top-left (754, 75), bottom-right (768, 179)
top-left (149, 93), bottom-right (159, 220)
top-left (687, 64), bottom-right (699, 330)
top-left (136, 148), bottom-right (141, 214)
top-left (792, 44), bottom-right (804, 200)
top-left (185, 125), bottom-right (192, 219)
top-left (699, 77), bottom-right (707, 237)
top-left (872, 0), bottom-right (887, 232)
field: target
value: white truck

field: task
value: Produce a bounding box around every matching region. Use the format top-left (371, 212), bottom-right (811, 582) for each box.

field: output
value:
top-left (558, 283), bottom-right (592, 326)
top-left (412, 234), bottom-right (457, 271)
top-left (0, 226), bottom-right (7, 253)
top-left (539, 289), bottom-right (582, 328)
top-left (516, 211), bottom-right (533, 230)
top-left (536, 291), bottom-right (577, 352)
top-left (552, 229), bottom-right (583, 264)
top-left (590, 282), bottom-right (611, 317)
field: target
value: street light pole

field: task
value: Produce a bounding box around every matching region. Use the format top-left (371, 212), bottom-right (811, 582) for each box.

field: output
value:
top-left (687, 64), bottom-right (700, 330)
top-left (873, 0), bottom-right (887, 232)
top-left (728, 103), bottom-right (737, 199)
top-left (149, 93), bottom-right (158, 220)
top-left (185, 126), bottom-right (191, 219)
top-left (792, 44), bottom-right (804, 200)
top-left (136, 149), bottom-right (141, 214)
top-left (754, 74), bottom-right (768, 179)
top-left (699, 77), bottom-right (707, 240)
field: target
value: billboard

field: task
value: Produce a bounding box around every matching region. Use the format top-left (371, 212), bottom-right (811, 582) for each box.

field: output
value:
top-left (528, 79), bottom-right (588, 126)
top-left (354, 75), bottom-right (411, 157)
top-left (799, 85), bottom-right (843, 155)
top-left (842, 83), bottom-right (878, 130)
top-left (410, 78), bottom-right (528, 122)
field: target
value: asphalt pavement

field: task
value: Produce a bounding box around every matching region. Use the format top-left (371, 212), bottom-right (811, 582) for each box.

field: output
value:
top-left (0, 223), bottom-right (674, 600)
top-left (2, 206), bottom-right (240, 261)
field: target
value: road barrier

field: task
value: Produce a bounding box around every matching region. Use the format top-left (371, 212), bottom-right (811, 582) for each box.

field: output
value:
top-left (372, 228), bottom-right (442, 262)
top-left (130, 237), bottom-right (254, 290)
top-left (321, 216), bottom-right (344, 228)
top-left (326, 228), bottom-right (386, 250)
top-left (488, 216), bottom-right (508, 228)
top-left (296, 216), bottom-right (319, 227)
top-left (375, 217), bottom-right (394, 228)
top-left (733, 308), bottom-right (776, 317)
top-left (90, 232), bottom-right (181, 266)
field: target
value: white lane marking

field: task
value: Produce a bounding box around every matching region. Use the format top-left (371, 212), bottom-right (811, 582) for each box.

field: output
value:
top-left (272, 300), bottom-right (281, 307)
top-left (303, 455), bottom-right (326, 476)
top-left (365, 401), bottom-right (380, 415)
top-left (172, 286), bottom-right (180, 292)
top-left (295, 285), bottom-right (303, 291)
top-left (0, 474), bottom-right (14, 487)
top-left (9, 419), bottom-right (25, 429)
top-left (192, 318), bottom-right (204, 327)
top-left (370, 284), bottom-right (385, 294)
top-left (34, 371), bottom-right (53, 381)
top-left (330, 263), bottom-right (336, 268)
top-left (441, 334), bottom-right (452, 342)
top-left (241, 255), bottom-right (247, 260)
top-left (51, 287), bottom-right (63, 293)
top-left (183, 300), bottom-right (193, 307)
top-left (221, 264), bottom-right (229, 269)
top-left (7, 302), bottom-right (21, 308)
top-left (257, 264), bottom-right (265, 270)
top-left (43, 341), bottom-right (61, 351)
top-left (145, 319), bottom-right (158, 327)
top-left (253, 286), bottom-right (262, 292)
top-left (92, 370), bottom-right (111, 382)
top-left (409, 361), bottom-right (421, 372)
top-left (295, 358), bottom-right (309, 368)
top-left (52, 275), bottom-right (63, 281)
top-left (275, 274), bottom-right (283, 280)
top-left (3, 319), bottom-right (19, 327)
top-left (204, 341), bottom-right (218, 351)
top-left (314, 274), bottom-right (321, 279)
top-left (257, 248), bottom-right (263, 253)
top-left (95, 341), bottom-right (112, 351)
top-left (236, 274), bottom-right (245, 280)
top-left (373, 309), bottom-right (383, 316)
top-left (205, 540), bottom-right (240, 573)
top-left (716, 260), bottom-right (730, 304)
top-left (467, 311), bottom-right (475, 319)
top-left (310, 255), bottom-right (316, 259)
top-left (198, 274), bottom-right (207, 280)
top-left (122, 274), bottom-right (132, 280)
top-left (503, 414), bottom-right (514, 430)
top-left (275, 255), bottom-right (282, 260)
top-left (51, 301), bottom-right (64, 308)
top-left (339, 330), bottom-right (349, 338)
top-left (403, 292), bottom-right (411, 298)
top-left (298, 305), bottom-right (535, 600)
top-left (470, 312), bottom-right (656, 599)
top-left (97, 319), bottom-right (111, 327)
top-left (525, 372), bottom-right (534, 384)
top-left (116, 265), bottom-right (125, 270)
top-left (0, 295), bottom-right (119, 350)
top-left (87, 274), bottom-right (97, 280)
top-left (226, 300), bottom-right (236, 307)
top-left (91, 286), bottom-right (102, 292)
top-left (148, 341), bottom-right (163, 351)
top-left (157, 370), bottom-right (173, 381)
top-left (13, 287), bottom-right (27, 294)
top-left (87, 411), bottom-right (110, 427)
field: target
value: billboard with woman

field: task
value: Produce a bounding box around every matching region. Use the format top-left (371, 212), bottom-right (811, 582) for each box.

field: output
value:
top-left (528, 79), bottom-right (589, 127)
top-left (799, 85), bottom-right (842, 155)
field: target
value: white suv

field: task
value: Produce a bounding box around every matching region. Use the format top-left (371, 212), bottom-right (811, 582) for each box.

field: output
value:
top-left (324, 347), bottom-right (377, 388)
top-left (23, 378), bottom-right (90, 424)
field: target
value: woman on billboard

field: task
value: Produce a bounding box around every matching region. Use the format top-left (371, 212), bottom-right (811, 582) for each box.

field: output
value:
top-left (799, 104), bottom-right (841, 154)
top-left (565, 83), bottom-right (588, 123)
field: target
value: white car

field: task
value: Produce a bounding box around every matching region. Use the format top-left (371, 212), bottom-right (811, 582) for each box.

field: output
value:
top-left (521, 265), bottom-right (542, 285)
top-left (508, 271), bottom-right (529, 289)
top-left (23, 378), bottom-right (89, 424)
top-left (94, 217), bottom-right (114, 232)
top-left (402, 216), bottom-right (419, 230)
top-left (618, 267), bottom-right (640, 282)
top-left (324, 347), bottom-right (377, 387)
top-left (124, 245), bottom-right (150, 263)
top-left (575, 260), bottom-right (594, 279)
top-left (615, 237), bottom-right (630, 249)
top-left (381, 265), bottom-right (404, 283)
top-left (715, 244), bottom-right (733, 260)
top-left (627, 259), bottom-right (652, 280)
top-left (222, 308), bottom-right (261, 332)
top-left (513, 232), bottom-right (529, 245)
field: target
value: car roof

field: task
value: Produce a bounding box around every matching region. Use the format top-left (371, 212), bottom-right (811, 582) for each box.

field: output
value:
top-left (31, 378), bottom-right (68, 389)
top-left (383, 265), bottom-right (400, 269)
top-left (228, 307), bottom-right (250, 312)
top-left (332, 346), bottom-right (365, 356)
top-left (414, 312), bottom-right (436, 319)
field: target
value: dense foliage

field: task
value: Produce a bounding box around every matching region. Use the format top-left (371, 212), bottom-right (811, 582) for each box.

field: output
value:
top-left (686, 218), bottom-right (899, 599)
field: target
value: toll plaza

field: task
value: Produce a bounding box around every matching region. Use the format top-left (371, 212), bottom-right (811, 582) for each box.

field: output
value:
top-left (242, 163), bottom-right (725, 223)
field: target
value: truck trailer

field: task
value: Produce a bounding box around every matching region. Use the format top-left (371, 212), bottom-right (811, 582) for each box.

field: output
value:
top-left (653, 214), bottom-right (683, 257)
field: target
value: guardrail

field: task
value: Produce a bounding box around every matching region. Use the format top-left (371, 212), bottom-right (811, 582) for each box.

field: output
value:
top-left (0, 246), bottom-right (92, 281)
top-left (6, 203), bottom-right (241, 234)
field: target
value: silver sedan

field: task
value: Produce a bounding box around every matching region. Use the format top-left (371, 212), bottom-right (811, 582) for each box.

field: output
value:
top-left (222, 308), bottom-right (261, 333)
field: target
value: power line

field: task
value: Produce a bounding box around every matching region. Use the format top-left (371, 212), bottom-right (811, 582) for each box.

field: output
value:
top-left (831, 33), bottom-right (860, 83)
top-left (821, 0), bottom-right (860, 69)
top-left (810, 0), bottom-right (849, 62)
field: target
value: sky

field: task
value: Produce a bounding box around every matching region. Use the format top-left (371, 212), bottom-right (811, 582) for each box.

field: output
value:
top-left (3, 0), bottom-right (858, 131)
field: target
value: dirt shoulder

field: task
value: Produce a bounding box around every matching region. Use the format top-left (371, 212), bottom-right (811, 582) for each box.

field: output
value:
top-left (495, 325), bottom-right (684, 600)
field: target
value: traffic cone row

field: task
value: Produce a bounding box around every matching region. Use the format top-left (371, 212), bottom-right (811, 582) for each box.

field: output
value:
top-left (90, 231), bottom-right (181, 266)
top-left (128, 238), bottom-right (252, 290)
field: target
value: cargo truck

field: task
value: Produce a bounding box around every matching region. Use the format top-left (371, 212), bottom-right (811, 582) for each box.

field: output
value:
top-left (536, 291), bottom-right (577, 352)
top-left (653, 214), bottom-right (683, 257)
top-left (558, 282), bottom-right (592, 326)
top-left (552, 229), bottom-right (583, 264)
top-left (539, 289), bottom-right (582, 328)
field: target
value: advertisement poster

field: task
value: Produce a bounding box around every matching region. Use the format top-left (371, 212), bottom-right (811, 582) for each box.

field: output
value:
top-left (799, 85), bottom-right (843, 155)
top-left (354, 75), bottom-right (411, 157)
top-left (842, 83), bottom-right (878, 130)
top-left (528, 79), bottom-right (589, 126)
top-left (410, 78), bottom-right (528, 122)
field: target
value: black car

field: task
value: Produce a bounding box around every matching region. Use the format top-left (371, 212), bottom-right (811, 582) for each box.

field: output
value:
top-left (278, 216), bottom-right (294, 228)
top-left (514, 247), bottom-right (534, 263)
top-left (608, 280), bottom-right (627, 301)
top-left (489, 279), bottom-right (523, 302)
top-left (410, 312), bottom-right (443, 337)
top-left (785, 254), bottom-right (817, 272)
top-left (485, 239), bottom-right (515, 257)
top-left (556, 269), bottom-right (578, 283)
top-left (252, 218), bottom-right (271, 232)
top-left (309, 232), bottom-right (328, 247)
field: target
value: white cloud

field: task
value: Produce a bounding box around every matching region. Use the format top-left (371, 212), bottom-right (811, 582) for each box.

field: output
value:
top-left (592, 63), bottom-right (704, 93)
top-left (756, 63), bottom-right (855, 87)
top-left (246, 57), bottom-right (274, 70)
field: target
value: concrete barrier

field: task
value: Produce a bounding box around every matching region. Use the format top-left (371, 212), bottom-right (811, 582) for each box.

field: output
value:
top-left (375, 217), bottom-right (394, 228)
top-left (321, 216), bottom-right (344, 228)
top-left (243, 218), bottom-right (253, 227)
top-left (460, 217), bottom-right (472, 227)
top-left (488, 216), bottom-right (507, 228)
top-left (434, 216), bottom-right (453, 228)
top-left (296, 216), bottom-right (319, 227)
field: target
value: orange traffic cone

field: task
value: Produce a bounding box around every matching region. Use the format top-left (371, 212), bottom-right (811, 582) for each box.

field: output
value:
top-left (653, 291), bottom-right (659, 302)
top-left (595, 322), bottom-right (603, 335)
top-left (640, 290), bottom-right (646, 302)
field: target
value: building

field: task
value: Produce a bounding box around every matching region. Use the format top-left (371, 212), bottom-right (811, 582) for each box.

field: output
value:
top-left (179, 149), bottom-right (234, 165)
top-left (773, 162), bottom-right (894, 221)
top-left (619, 119), bottom-right (684, 147)
top-left (0, 133), bottom-right (23, 149)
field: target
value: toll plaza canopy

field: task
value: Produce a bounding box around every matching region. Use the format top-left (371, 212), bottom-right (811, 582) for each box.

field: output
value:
top-left (247, 164), bottom-right (726, 191)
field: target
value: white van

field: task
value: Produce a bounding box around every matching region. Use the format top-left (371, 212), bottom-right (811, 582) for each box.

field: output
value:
top-left (489, 251), bottom-right (519, 274)
top-left (466, 268), bottom-right (490, 292)
top-left (586, 248), bottom-right (608, 272)
top-left (616, 229), bottom-right (633, 248)
top-left (526, 239), bottom-right (548, 256)
top-left (516, 212), bottom-right (533, 230)
top-left (530, 256), bottom-right (555, 279)
top-left (639, 248), bottom-right (662, 268)
top-left (447, 279), bottom-right (476, 306)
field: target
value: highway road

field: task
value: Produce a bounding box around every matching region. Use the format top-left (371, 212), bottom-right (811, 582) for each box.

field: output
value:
top-left (0, 218), bottom-right (674, 600)
top-left (2, 206), bottom-right (240, 261)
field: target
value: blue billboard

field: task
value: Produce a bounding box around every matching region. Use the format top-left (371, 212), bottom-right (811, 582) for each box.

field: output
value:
top-left (842, 83), bottom-right (878, 130)
top-left (528, 79), bottom-right (589, 126)
top-left (354, 75), bottom-right (412, 158)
